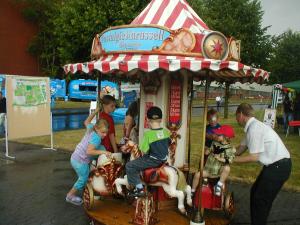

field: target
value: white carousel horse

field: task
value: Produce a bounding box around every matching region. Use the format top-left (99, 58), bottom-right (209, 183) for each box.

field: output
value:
top-left (114, 141), bottom-right (193, 214)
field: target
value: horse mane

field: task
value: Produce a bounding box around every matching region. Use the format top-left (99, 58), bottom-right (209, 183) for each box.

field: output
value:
top-left (120, 141), bottom-right (142, 160)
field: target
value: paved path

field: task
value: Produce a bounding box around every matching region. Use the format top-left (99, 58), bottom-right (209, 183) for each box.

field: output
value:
top-left (1, 141), bottom-right (299, 225)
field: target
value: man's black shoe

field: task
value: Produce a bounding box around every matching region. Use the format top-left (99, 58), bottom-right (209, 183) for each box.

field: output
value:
top-left (128, 188), bottom-right (146, 198)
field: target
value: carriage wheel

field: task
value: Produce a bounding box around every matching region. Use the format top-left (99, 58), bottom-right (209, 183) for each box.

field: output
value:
top-left (83, 183), bottom-right (95, 210)
top-left (224, 192), bottom-right (235, 220)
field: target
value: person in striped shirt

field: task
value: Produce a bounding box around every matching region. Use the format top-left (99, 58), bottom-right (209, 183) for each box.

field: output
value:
top-left (66, 109), bottom-right (111, 206)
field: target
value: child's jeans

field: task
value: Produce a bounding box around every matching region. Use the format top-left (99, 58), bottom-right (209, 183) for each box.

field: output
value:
top-left (126, 155), bottom-right (165, 187)
top-left (71, 158), bottom-right (90, 191)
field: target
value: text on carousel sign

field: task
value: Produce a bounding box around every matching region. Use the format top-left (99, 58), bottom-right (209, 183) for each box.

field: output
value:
top-left (100, 27), bottom-right (171, 52)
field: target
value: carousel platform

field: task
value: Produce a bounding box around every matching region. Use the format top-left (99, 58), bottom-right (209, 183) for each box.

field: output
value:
top-left (85, 198), bottom-right (230, 225)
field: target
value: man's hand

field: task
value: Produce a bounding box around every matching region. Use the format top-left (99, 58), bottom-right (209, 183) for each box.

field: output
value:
top-left (214, 154), bottom-right (224, 162)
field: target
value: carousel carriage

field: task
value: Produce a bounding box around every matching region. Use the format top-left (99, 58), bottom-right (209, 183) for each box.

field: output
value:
top-left (193, 178), bottom-right (235, 220)
top-left (64, 0), bottom-right (269, 224)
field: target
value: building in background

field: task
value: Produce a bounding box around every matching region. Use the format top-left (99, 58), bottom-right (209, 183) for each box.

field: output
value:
top-left (0, 0), bottom-right (39, 76)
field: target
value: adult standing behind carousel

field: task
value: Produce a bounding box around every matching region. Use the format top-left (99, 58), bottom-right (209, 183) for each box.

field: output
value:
top-left (283, 94), bottom-right (294, 132)
top-left (234, 103), bottom-right (291, 225)
top-left (293, 93), bottom-right (300, 120)
top-left (121, 100), bottom-right (139, 144)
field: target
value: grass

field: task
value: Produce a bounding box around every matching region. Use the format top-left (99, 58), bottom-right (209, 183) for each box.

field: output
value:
top-left (53, 100), bottom-right (90, 109)
top-left (52, 98), bottom-right (271, 109)
top-left (14, 110), bottom-right (300, 191)
top-left (192, 98), bottom-right (271, 106)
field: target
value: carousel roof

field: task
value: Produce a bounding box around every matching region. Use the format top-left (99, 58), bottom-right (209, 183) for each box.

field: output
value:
top-left (64, 53), bottom-right (268, 83)
top-left (131, 0), bottom-right (209, 32)
top-left (63, 0), bottom-right (269, 84)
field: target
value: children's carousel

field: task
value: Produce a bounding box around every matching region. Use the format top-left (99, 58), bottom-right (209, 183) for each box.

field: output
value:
top-left (64, 0), bottom-right (269, 224)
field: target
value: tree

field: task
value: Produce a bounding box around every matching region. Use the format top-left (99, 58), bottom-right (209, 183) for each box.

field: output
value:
top-left (19, 0), bottom-right (148, 77)
top-left (268, 30), bottom-right (300, 84)
top-left (189, 0), bottom-right (272, 68)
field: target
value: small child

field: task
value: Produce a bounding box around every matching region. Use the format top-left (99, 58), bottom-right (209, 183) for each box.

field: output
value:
top-left (66, 110), bottom-right (111, 206)
top-left (126, 106), bottom-right (170, 197)
top-left (206, 108), bottom-right (222, 148)
top-left (99, 95), bottom-right (118, 153)
top-left (192, 125), bottom-right (236, 196)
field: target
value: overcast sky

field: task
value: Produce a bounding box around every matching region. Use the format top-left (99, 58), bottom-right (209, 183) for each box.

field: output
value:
top-left (260, 0), bottom-right (300, 35)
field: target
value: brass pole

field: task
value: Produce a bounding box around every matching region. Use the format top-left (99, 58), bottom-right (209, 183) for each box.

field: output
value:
top-left (193, 77), bottom-right (210, 223)
top-left (187, 78), bottom-right (194, 172)
top-left (97, 71), bottom-right (103, 115)
top-left (224, 82), bottom-right (230, 119)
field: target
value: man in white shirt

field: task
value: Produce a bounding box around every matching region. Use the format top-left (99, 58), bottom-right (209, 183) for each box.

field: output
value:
top-left (234, 103), bottom-right (291, 225)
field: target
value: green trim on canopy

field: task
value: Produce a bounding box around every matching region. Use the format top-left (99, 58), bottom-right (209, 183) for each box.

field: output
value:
top-left (283, 80), bottom-right (300, 92)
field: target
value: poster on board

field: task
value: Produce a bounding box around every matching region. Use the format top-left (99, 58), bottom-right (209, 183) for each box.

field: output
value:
top-left (12, 78), bottom-right (47, 106)
top-left (263, 108), bottom-right (276, 129)
top-left (6, 75), bottom-right (51, 140)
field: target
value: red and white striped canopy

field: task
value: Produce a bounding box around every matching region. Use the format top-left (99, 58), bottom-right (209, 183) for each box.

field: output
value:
top-left (131, 0), bottom-right (209, 33)
top-left (64, 53), bottom-right (269, 83)
top-left (63, 0), bottom-right (269, 83)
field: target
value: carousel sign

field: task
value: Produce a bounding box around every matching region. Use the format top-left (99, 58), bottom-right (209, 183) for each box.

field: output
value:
top-left (168, 78), bottom-right (182, 127)
top-left (167, 74), bottom-right (183, 166)
top-left (91, 25), bottom-right (197, 59)
top-left (100, 26), bottom-right (171, 52)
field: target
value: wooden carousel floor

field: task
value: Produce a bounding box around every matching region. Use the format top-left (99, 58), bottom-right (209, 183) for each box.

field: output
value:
top-left (85, 198), bottom-right (230, 225)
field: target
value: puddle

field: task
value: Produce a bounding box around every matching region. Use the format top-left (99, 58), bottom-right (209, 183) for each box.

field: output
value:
top-left (0, 156), bottom-right (15, 165)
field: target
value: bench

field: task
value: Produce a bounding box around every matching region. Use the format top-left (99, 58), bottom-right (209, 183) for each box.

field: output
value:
top-left (286, 121), bottom-right (300, 137)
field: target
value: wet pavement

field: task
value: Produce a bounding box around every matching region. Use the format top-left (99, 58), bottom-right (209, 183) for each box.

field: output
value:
top-left (1, 141), bottom-right (300, 225)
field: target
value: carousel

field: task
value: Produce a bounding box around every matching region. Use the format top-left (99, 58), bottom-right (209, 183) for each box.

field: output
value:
top-left (64, 0), bottom-right (269, 224)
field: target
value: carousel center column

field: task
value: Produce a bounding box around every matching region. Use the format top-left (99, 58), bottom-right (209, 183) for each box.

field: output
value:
top-left (139, 71), bottom-right (188, 168)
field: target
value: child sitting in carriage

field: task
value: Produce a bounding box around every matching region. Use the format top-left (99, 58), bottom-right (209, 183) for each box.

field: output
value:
top-left (192, 125), bottom-right (236, 197)
top-left (125, 106), bottom-right (171, 197)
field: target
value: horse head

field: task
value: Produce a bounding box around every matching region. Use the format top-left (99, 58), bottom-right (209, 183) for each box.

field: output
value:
top-left (120, 140), bottom-right (142, 160)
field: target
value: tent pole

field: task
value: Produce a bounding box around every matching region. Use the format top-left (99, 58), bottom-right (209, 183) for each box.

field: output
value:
top-left (191, 77), bottom-right (210, 225)
top-left (43, 112), bottom-right (56, 151)
top-left (5, 115), bottom-right (15, 159)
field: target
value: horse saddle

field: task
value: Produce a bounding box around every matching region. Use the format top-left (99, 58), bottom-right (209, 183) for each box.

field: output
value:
top-left (141, 163), bottom-right (169, 184)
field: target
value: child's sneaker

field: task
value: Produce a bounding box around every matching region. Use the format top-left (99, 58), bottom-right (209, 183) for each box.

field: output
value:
top-left (66, 195), bottom-right (83, 206)
top-left (128, 188), bottom-right (146, 198)
top-left (214, 184), bottom-right (222, 196)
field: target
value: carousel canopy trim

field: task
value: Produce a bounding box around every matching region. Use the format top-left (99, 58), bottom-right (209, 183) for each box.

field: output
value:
top-left (64, 53), bottom-right (269, 82)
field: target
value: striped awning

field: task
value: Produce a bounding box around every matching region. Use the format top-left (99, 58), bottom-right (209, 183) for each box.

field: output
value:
top-left (63, 0), bottom-right (269, 83)
top-left (64, 53), bottom-right (269, 83)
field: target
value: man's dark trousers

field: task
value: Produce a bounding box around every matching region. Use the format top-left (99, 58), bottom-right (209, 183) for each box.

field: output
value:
top-left (250, 158), bottom-right (291, 225)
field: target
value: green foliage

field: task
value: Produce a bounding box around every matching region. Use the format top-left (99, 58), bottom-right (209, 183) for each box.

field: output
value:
top-left (20, 0), bottom-right (148, 77)
top-left (268, 30), bottom-right (300, 84)
top-left (20, 0), bottom-right (275, 78)
top-left (189, 0), bottom-right (272, 68)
